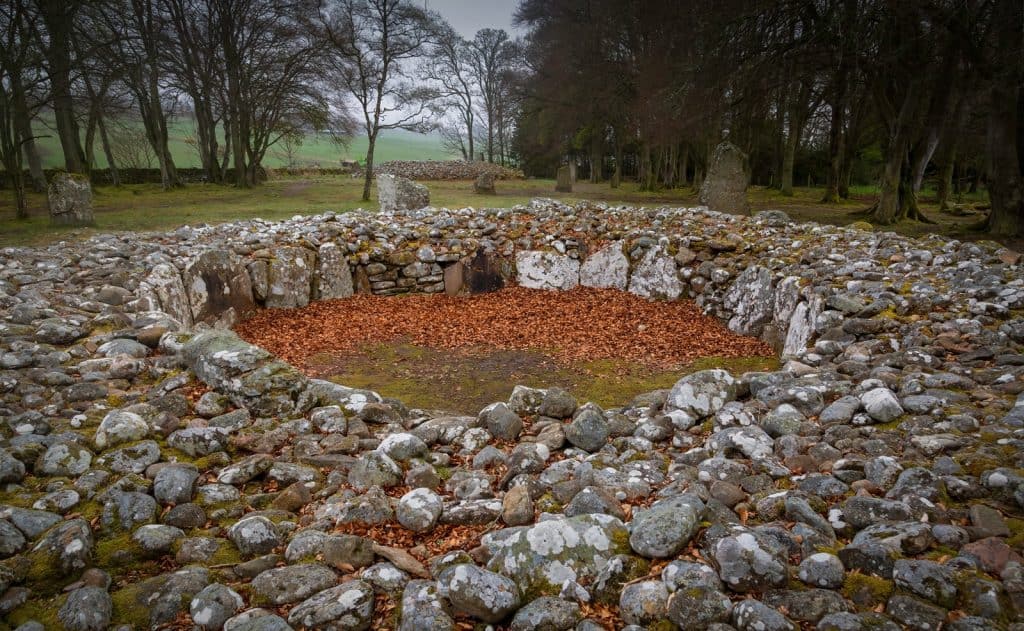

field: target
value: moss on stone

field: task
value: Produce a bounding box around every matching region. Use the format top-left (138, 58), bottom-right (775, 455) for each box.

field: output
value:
top-left (5, 593), bottom-right (65, 629)
top-left (1007, 518), bottom-right (1024, 548)
top-left (535, 492), bottom-right (562, 513)
top-left (110, 584), bottom-right (152, 628)
top-left (841, 573), bottom-right (893, 608)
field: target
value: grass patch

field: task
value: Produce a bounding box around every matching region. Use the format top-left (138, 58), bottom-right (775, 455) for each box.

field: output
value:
top-left (0, 174), bottom-right (1001, 248)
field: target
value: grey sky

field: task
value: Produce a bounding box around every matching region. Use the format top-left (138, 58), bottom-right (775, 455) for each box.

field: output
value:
top-left (423, 0), bottom-right (525, 38)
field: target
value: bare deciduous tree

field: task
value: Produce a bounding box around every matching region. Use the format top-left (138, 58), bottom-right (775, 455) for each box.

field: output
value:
top-left (319, 0), bottom-right (438, 201)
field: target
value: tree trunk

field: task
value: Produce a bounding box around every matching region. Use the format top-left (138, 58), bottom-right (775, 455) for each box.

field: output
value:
top-left (84, 107), bottom-right (98, 170)
top-left (781, 125), bottom-right (798, 196)
top-left (39, 1), bottom-right (86, 174)
top-left (679, 145), bottom-right (689, 187)
top-left (220, 117), bottom-right (232, 179)
top-left (362, 132), bottom-right (377, 202)
top-left (97, 110), bottom-right (120, 186)
top-left (985, 82), bottom-right (1024, 235)
top-left (611, 139), bottom-right (622, 189)
top-left (873, 139), bottom-right (905, 224)
top-left (936, 150), bottom-right (955, 212)
top-left (486, 107), bottom-right (494, 163)
top-left (466, 110), bottom-right (474, 163)
top-left (984, 0), bottom-right (1024, 235)
top-left (14, 104), bottom-right (45, 192)
top-left (823, 88), bottom-right (845, 204)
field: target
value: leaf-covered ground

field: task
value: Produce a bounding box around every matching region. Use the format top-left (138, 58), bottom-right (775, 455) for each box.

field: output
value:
top-left (235, 286), bottom-right (777, 412)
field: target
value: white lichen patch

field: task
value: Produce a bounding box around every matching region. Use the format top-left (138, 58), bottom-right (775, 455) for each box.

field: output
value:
top-left (526, 519), bottom-right (580, 555)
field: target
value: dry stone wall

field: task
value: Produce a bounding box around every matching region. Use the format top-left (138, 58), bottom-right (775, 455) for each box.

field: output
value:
top-left (2, 200), bottom-right (1024, 630)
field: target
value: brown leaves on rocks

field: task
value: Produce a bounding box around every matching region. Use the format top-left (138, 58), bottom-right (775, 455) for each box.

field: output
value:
top-left (235, 286), bottom-right (774, 372)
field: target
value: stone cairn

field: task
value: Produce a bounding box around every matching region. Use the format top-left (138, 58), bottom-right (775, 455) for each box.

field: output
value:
top-left (1, 200), bottom-right (1024, 629)
top-left (47, 172), bottom-right (95, 226)
top-left (377, 160), bottom-right (523, 181)
top-left (700, 141), bottom-right (750, 215)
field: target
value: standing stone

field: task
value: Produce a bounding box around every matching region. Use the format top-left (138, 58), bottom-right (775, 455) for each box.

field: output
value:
top-left (699, 141), bottom-right (750, 215)
top-left (183, 250), bottom-right (257, 327)
top-left (474, 172), bottom-right (496, 194)
top-left (266, 247), bottom-right (315, 309)
top-left (555, 166), bottom-right (572, 193)
top-left (378, 174), bottom-right (429, 213)
top-left (139, 263), bottom-right (193, 329)
top-left (317, 242), bottom-right (354, 299)
top-left (47, 173), bottom-right (94, 226)
top-left (580, 244), bottom-right (629, 290)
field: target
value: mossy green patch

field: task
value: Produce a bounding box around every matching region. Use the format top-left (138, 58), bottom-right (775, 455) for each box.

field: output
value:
top-left (1007, 518), bottom-right (1024, 548)
top-left (6, 593), bottom-right (65, 628)
top-left (535, 492), bottom-right (563, 513)
top-left (321, 342), bottom-right (776, 414)
top-left (435, 465), bottom-right (453, 481)
top-left (110, 583), bottom-right (153, 628)
top-left (842, 573), bottom-right (894, 608)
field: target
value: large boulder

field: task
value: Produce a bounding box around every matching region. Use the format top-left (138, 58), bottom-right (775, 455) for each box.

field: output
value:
top-left (47, 172), bottom-right (94, 226)
top-left (628, 247), bottom-right (684, 300)
top-left (437, 564), bottom-right (520, 623)
top-left (666, 369), bottom-right (739, 422)
top-left (139, 263), bottom-right (193, 329)
top-left (378, 174), bottom-right (429, 213)
top-left (287, 581), bottom-right (375, 630)
top-left (183, 250), bottom-right (257, 327)
top-left (181, 330), bottom-right (309, 417)
top-left (481, 514), bottom-right (631, 597)
top-left (699, 141), bottom-right (750, 214)
top-left (723, 265), bottom-right (775, 336)
top-left (629, 494), bottom-right (705, 558)
top-left (474, 172), bottom-right (496, 194)
top-left (516, 251), bottom-right (580, 291)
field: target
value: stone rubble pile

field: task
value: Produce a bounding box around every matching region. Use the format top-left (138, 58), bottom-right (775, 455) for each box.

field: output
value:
top-left (0, 200), bottom-right (1023, 630)
top-left (376, 160), bottom-right (524, 181)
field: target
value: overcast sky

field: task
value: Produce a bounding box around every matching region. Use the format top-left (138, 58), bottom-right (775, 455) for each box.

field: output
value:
top-left (423, 0), bottom-right (525, 38)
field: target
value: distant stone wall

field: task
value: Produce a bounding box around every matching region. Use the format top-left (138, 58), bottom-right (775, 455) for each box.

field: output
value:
top-left (376, 160), bottom-right (524, 181)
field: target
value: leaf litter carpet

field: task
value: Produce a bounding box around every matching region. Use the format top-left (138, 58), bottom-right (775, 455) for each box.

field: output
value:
top-left (235, 286), bottom-right (775, 374)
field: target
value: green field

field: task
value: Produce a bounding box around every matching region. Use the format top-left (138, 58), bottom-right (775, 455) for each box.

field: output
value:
top-left (29, 115), bottom-right (457, 170)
